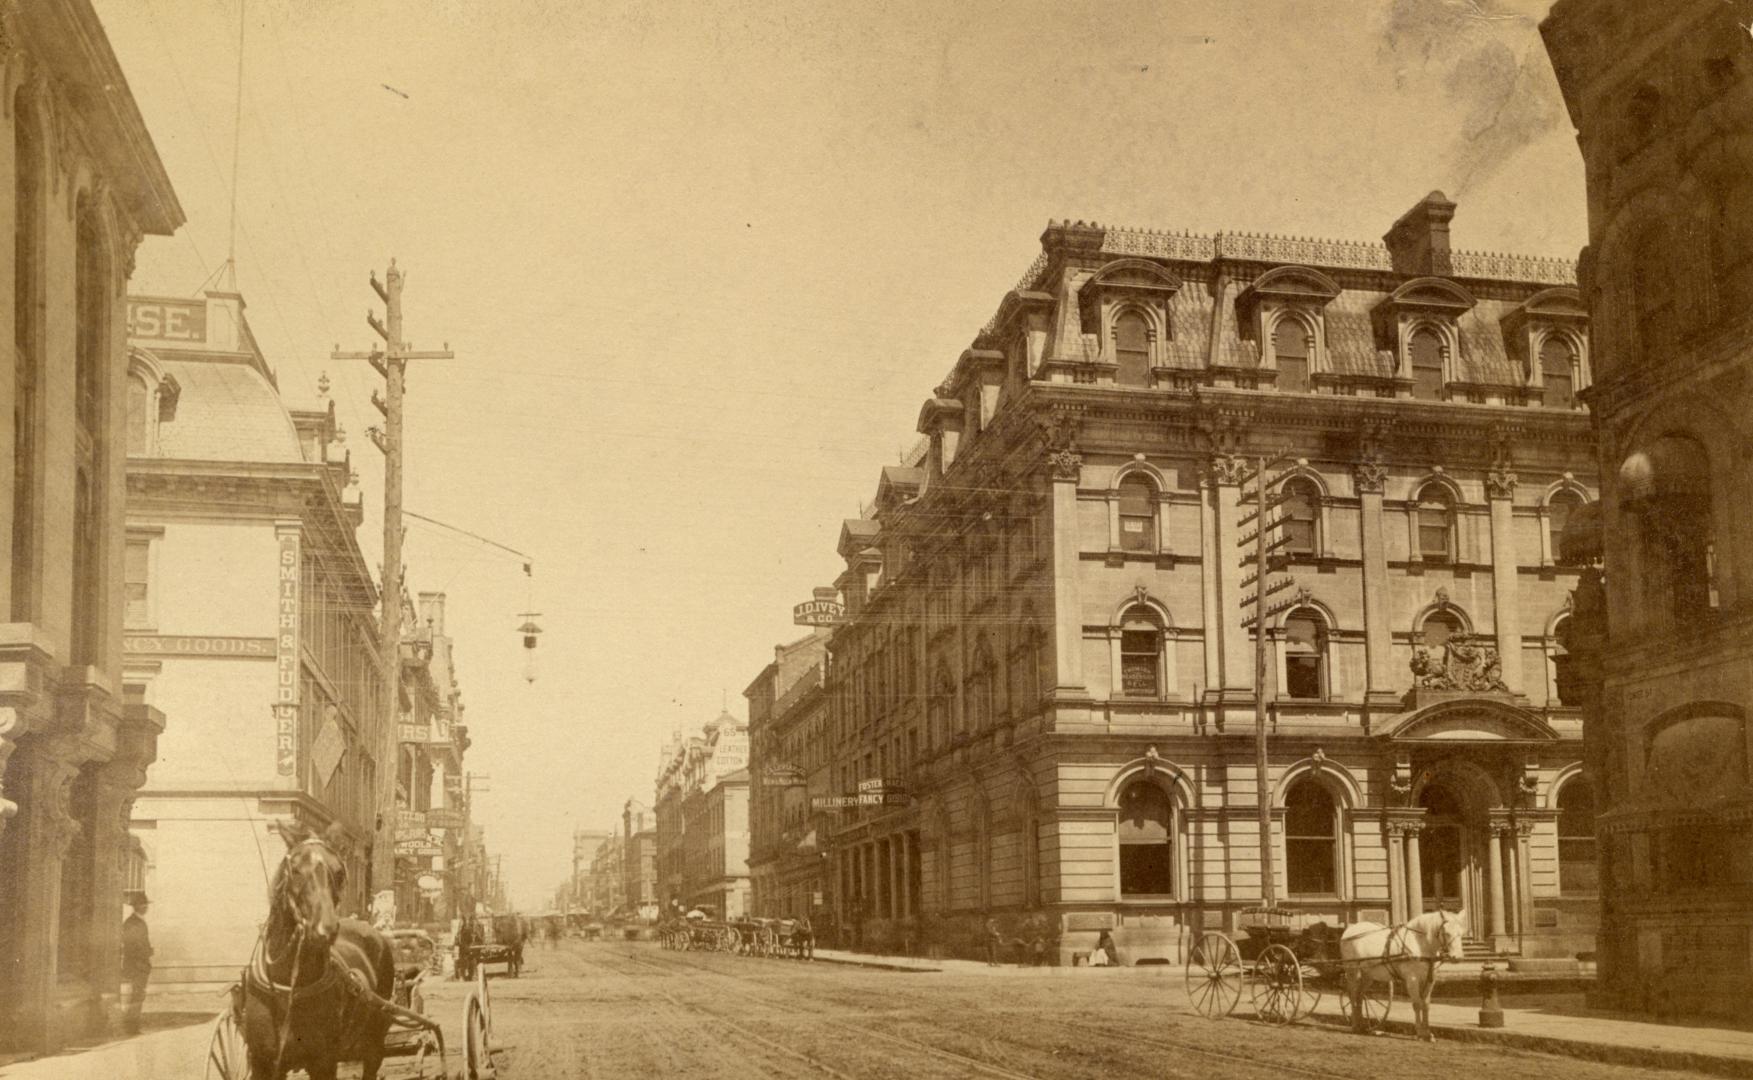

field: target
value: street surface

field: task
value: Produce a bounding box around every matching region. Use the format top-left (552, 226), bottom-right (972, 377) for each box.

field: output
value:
top-left (410, 939), bottom-right (1689, 1080)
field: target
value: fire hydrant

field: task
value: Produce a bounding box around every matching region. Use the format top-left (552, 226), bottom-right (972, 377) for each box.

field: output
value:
top-left (1479, 961), bottom-right (1505, 1028)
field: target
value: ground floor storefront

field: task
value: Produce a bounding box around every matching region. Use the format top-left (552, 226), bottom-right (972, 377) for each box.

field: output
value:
top-left (826, 695), bottom-right (1598, 966)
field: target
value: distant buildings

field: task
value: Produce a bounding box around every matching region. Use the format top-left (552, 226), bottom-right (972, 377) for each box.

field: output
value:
top-left (122, 289), bottom-right (385, 986)
top-left (570, 826), bottom-right (611, 914)
top-left (0, 1), bottom-right (184, 1051)
top-left (654, 711), bottom-right (750, 918)
top-left (622, 799), bottom-right (658, 919)
top-left (747, 628), bottom-right (833, 921)
top-left (1543, 0), bottom-right (1753, 1020)
top-left (394, 591), bottom-right (476, 926)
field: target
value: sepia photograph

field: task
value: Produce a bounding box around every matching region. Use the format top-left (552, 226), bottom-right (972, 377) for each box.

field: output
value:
top-left (0, 0), bottom-right (1749, 1076)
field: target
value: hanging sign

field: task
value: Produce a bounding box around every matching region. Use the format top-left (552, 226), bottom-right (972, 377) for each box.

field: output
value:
top-left (792, 588), bottom-right (844, 627)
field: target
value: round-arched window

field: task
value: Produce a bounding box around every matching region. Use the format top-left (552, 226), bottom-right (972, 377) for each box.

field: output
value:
top-left (1285, 779), bottom-right (1337, 896)
top-left (1115, 311), bottom-right (1150, 387)
top-left (1118, 781), bottom-right (1174, 896)
top-left (1274, 316), bottom-right (1310, 393)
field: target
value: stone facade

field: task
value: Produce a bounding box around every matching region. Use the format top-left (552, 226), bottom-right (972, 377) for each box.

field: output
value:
top-left (812, 198), bottom-right (1600, 965)
top-left (653, 711), bottom-right (750, 918)
top-left (622, 799), bottom-right (658, 919)
top-left (0, 1), bottom-right (182, 1051)
top-left (122, 290), bottom-right (386, 986)
top-left (747, 629), bottom-right (833, 921)
top-left (1543, 0), bottom-right (1753, 1021)
top-left (394, 591), bottom-right (473, 927)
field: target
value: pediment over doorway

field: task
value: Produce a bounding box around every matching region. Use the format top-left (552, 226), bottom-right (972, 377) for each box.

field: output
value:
top-left (1378, 694), bottom-right (1560, 744)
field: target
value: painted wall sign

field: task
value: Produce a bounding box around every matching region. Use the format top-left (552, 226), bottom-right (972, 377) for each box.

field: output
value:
top-left (398, 722), bottom-right (429, 745)
top-left (810, 793), bottom-right (909, 809)
top-left (274, 531), bottom-right (301, 776)
top-left (761, 764), bottom-right (806, 787)
top-left (127, 297), bottom-right (207, 343)
top-left (124, 634), bottom-right (273, 658)
top-left (792, 598), bottom-right (844, 627)
top-left (427, 808), bottom-right (464, 830)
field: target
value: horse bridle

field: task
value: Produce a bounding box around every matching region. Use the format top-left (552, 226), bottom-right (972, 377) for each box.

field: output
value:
top-left (264, 837), bottom-right (337, 1077)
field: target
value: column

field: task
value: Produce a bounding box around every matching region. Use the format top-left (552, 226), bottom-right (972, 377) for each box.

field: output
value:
top-left (1487, 825), bottom-right (1508, 945)
top-left (1486, 468), bottom-right (1524, 694)
top-left (1405, 825), bottom-right (1425, 917)
top-left (91, 762), bottom-right (143, 1033)
top-left (897, 833), bottom-right (911, 919)
top-left (1515, 822), bottom-right (1535, 951)
top-left (1355, 459), bottom-right (1397, 704)
top-left (1386, 823), bottom-right (1406, 924)
top-left (887, 837), bottom-right (900, 919)
top-left (1048, 445), bottom-right (1088, 698)
top-left (10, 748), bottom-right (81, 1052)
top-left (1209, 456), bottom-right (1251, 698)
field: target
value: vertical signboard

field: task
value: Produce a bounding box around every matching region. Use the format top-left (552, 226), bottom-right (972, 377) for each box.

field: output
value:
top-left (275, 529), bottom-right (301, 776)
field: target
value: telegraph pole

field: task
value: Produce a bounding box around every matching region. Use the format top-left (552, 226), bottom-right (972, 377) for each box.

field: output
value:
top-left (334, 259), bottom-right (454, 893)
top-left (1238, 451), bottom-right (1294, 909)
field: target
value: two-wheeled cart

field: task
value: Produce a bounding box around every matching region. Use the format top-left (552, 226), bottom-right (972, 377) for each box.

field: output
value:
top-left (1183, 907), bottom-right (1392, 1030)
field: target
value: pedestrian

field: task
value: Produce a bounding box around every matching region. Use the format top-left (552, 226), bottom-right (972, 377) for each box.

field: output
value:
top-left (985, 917), bottom-right (1004, 966)
top-left (120, 892), bottom-right (153, 1034)
top-left (1093, 929), bottom-right (1118, 968)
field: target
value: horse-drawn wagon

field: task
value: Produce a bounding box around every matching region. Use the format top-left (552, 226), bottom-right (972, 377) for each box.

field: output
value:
top-left (1184, 906), bottom-right (1466, 1038)
top-left (201, 821), bottom-right (503, 1080)
top-left (457, 913), bottom-right (526, 980)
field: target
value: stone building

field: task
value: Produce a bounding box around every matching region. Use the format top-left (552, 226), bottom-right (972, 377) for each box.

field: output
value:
top-left (122, 290), bottom-right (386, 986)
top-left (394, 591), bottom-right (472, 926)
top-left (816, 197), bottom-right (1600, 965)
top-left (571, 826), bottom-right (611, 914)
top-left (746, 628), bottom-right (833, 921)
top-left (622, 799), bottom-right (658, 919)
top-left (1543, 0), bottom-right (1753, 1020)
top-left (653, 711), bottom-right (750, 917)
top-left (0, 2), bottom-right (183, 1051)
top-left (590, 830), bottom-right (625, 916)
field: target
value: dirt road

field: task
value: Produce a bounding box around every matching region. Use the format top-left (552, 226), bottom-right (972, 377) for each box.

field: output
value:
top-left (416, 939), bottom-right (1684, 1080)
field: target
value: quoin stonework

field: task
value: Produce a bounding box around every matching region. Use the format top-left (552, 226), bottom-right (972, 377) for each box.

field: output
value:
top-left (1543, 0), bottom-right (1753, 1021)
top-left (752, 196), bottom-right (1603, 966)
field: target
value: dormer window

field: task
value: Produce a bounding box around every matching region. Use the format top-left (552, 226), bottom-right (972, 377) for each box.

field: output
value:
top-left (1541, 337), bottom-right (1577, 408)
top-left (1115, 310), bottom-right (1151, 387)
top-left (1273, 318), bottom-right (1310, 393)
top-left (1236, 266), bottom-right (1340, 393)
top-left (1409, 328), bottom-right (1444, 400)
top-left (1501, 288), bottom-right (1589, 409)
top-left (1077, 258), bottom-right (1182, 385)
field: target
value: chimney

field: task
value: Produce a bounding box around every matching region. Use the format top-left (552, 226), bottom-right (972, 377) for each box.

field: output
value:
top-left (1383, 191), bottom-right (1457, 276)
top-left (418, 591), bottom-right (446, 635)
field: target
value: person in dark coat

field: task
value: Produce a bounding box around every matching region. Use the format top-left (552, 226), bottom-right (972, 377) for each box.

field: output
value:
top-left (121, 892), bottom-right (153, 1034)
top-left (985, 917), bottom-right (1004, 966)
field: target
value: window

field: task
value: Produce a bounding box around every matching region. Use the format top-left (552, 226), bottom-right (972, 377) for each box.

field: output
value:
top-left (1547, 490), bottom-right (1582, 555)
top-left (1557, 778), bottom-right (1597, 895)
top-left (1118, 781), bottom-right (1174, 896)
top-left (1551, 615), bottom-right (1580, 706)
top-left (1119, 608), bottom-right (1161, 697)
top-left (1285, 780), bottom-right (1338, 896)
top-left (124, 538), bottom-right (151, 629)
top-left (1280, 478), bottom-right (1319, 556)
top-left (1416, 485), bottom-right (1454, 561)
top-left (1423, 610), bottom-right (1462, 648)
top-left (1623, 435), bottom-right (1714, 622)
top-left (1115, 310), bottom-right (1150, 387)
top-left (1283, 609), bottom-right (1324, 700)
top-left (1274, 316), bottom-right (1309, 393)
top-left (1540, 337), bottom-right (1576, 408)
top-left (1118, 474), bottom-right (1155, 552)
top-left (1409, 327), bottom-right (1445, 400)
top-left (1633, 231), bottom-right (1671, 361)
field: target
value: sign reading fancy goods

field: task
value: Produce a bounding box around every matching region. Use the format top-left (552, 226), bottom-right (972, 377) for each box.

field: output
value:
top-left (123, 635), bottom-right (274, 657)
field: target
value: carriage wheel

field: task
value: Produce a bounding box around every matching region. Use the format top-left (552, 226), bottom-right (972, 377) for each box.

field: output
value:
top-left (478, 968), bottom-right (494, 1041)
top-left (204, 1009), bottom-right (252, 1080)
top-left (464, 994), bottom-right (495, 1080)
top-left (1185, 932), bottom-right (1243, 1019)
top-left (411, 1031), bottom-right (439, 1080)
top-left (1249, 944), bottom-right (1303, 1025)
top-left (1339, 970), bottom-right (1394, 1032)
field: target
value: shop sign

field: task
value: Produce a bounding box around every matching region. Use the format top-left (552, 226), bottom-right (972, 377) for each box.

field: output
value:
top-left (857, 777), bottom-right (908, 795)
top-left (127, 296), bottom-right (207, 342)
top-left (427, 808), bottom-right (463, 830)
top-left (274, 532), bottom-right (300, 776)
top-left (398, 722), bottom-right (428, 744)
top-left (792, 598), bottom-right (844, 627)
top-left (810, 792), bottom-right (909, 809)
top-left (395, 838), bottom-right (442, 857)
top-left (398, 809), bottom-right (426, 832)
top-left (123, 635), bottom-right (273, 658)
top-left (761, 763), bottom-right (806, 787)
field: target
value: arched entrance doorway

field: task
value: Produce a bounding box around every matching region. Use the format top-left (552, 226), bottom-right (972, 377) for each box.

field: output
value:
top-left (1417, 785), bottom-right (1466, 912)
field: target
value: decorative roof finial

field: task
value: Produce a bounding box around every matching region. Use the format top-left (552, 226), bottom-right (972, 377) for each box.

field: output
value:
top-left (317, 371), bottom-right (331, 399)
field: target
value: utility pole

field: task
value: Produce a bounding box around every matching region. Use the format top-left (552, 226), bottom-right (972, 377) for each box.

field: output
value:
top-left (334, 259), bottom-right (454, 893)
top-left (1238, 451), bottom-right (1294, 910)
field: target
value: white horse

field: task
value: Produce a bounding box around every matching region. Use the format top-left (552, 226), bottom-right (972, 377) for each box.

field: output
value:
top-left (1338, 909), bottom-right (1466, 1040)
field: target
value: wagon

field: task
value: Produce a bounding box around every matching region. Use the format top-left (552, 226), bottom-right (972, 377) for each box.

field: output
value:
top-left (1183, 907), bottom-right (1393, 1030)
top-left (203, 939), bottom-right (504, 1079)
top-left (459, 915), bottom-right (526, 980)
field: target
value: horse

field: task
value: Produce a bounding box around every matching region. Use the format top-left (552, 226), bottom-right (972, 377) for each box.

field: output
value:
top-left (1338, 909), bottom-right (1467, 1041)
top-left (241, 820), bottom-right (396, 1080)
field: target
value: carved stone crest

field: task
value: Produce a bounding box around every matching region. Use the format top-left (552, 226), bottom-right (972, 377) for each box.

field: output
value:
top-left (1410, 633), bottom-right (1511, 693)
top-left (1205, 453), bottom-right (1247, 486)
top-left (1047, 448), bottom-right (1083, 482)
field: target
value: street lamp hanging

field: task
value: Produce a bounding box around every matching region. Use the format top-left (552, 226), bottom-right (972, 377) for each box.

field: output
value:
top-left (516, 613), bottom-right (543, 683)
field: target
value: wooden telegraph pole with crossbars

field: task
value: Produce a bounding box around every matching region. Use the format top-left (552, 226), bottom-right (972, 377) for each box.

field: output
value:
top-left (1238, 451), bottom-right (1296, 909)
top-left (334, 259), bottom-right (454, 894)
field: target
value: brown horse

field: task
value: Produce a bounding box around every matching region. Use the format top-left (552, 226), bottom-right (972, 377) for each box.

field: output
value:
top-left (242, 820), bottom-right (395, 1080)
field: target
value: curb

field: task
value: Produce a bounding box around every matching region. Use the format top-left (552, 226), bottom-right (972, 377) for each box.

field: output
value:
top-left (1305, 1011), bottom-right (1753, 1078)
top-left (810, 953), bottom-right (942, 973)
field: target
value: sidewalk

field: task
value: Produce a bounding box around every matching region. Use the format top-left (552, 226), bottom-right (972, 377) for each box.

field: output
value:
top-left (0, 988), bottom-right (225, 1080)
top-left (813, 945), bottom-right (1753, 1075)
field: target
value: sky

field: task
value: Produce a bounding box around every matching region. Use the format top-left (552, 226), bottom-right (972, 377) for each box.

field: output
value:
top-left (93, 0), bottom-right (1586, 911)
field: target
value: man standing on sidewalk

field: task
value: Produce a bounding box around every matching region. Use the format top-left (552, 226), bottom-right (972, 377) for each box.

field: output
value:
top-left (120, 892), bottom-right (153, 1035)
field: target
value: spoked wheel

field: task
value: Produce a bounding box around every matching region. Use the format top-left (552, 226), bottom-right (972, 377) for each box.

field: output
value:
top-left (465, 994), bottom-right (495, 1080)
top-left (1339, 970), bottom-right (1395, 1032)
top-left (411, 1031), bottom-right (440, 1079)
top-left (1184, 931), bottom-right (1243, 1019)
top-left (204, 1009), bottom-right (252, 1079)
top-left (1249, 944), bottom-right (1303, 1025)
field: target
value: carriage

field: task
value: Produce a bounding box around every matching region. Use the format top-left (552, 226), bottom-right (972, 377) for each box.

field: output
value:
top-left (458, 914), bottom-right (526, 980)
top-left (657, 916), bottom-right (737, 952)
top-left (1184, 906), bottom-right (1461, 1033)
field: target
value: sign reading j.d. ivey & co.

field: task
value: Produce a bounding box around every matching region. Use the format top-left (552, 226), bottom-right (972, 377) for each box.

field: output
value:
top-left (274, 532), bottom-right (301, 777)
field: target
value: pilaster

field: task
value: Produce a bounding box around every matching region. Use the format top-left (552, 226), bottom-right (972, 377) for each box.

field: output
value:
top-left (1047, 444), bottom-right (1088, 701)
top-left (1208, 455), bottom-right (1250, 697)
top-left (1486, 467), bottom-right (1523, 694)
top-left (1354, 457), bottom-right (1397, 705)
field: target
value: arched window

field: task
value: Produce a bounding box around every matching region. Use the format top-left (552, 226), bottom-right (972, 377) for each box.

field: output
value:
top-left (1547, 489), bottom-right (1582, 555)
top-left (1409, 327), bottom-right (1445, 400)
top-left (1280, 478), bottom-right (1319, 556)
top-left (1422, 609), bottom-right (1463, 648)
top-left (1118, 781), bottom-right (1174, 896)
top-left (1285, 779), bottom-right (1338, 896)
top-left (1118, 474), bottom-right (1156, 552)
top-left (1557, 778), bottom-right (1598, 895)
top-left (1115, 310), bottom-right (1150, 387)
top-left (1119, 608), bottom-right (1162, 697)
top-left (1283, 608), bottom-right (1325, 700)
top-left (1620, 435), bottom-right (1715, 621)
top-left (1415, 485), bottom-right (1454, 562)
top-left (1274, 316), bottom-right (1310, 393)
top-left (929, 663), bottom-right (953, 745)
top-left (967, 642), bottom-right (995, 730)
top-left (1541, 336), bottom-right (1577, 408)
